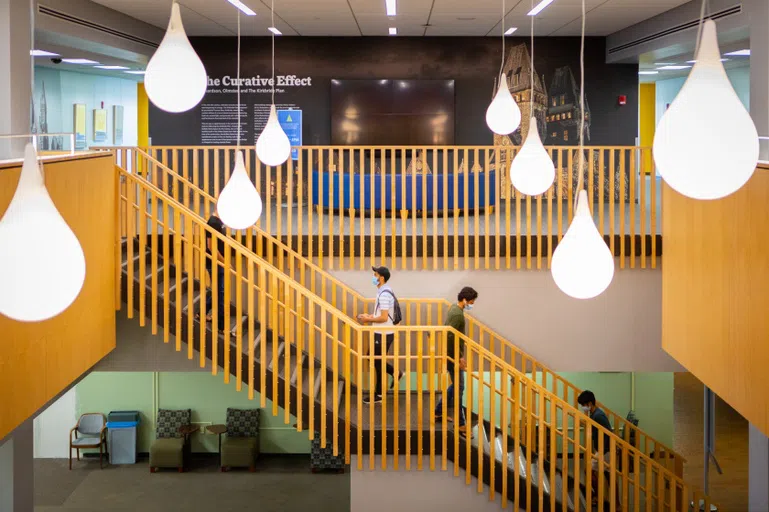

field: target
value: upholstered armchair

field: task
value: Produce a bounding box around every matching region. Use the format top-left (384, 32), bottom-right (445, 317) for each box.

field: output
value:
top-left (149, 408), bottom-right (192, 473)
top-left (221, 408), bottom-right (260, 472)
top-left (310, 432), bottom-right (345, 473)
top-left (69, 413), bottom-right (107, 470)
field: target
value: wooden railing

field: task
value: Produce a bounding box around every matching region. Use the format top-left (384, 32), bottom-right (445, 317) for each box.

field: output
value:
top-left (117, 162), bottom-right (711, 511)
top-left (105, 145), bottom-right (660, 272)
top-left (107, 146), bottom-right (685, 478)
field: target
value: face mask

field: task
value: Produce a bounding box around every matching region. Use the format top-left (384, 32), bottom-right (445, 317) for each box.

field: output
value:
top-left (371, 276), bottom-right (379, 286)
top-left (580, 406), bottom-right (591, 415)
top-left (465, 304), bottom-right (474, 311)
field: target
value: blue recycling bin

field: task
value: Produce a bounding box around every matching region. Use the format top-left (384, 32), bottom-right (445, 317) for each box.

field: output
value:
top-left (107, 411), bottom-right (141, 464)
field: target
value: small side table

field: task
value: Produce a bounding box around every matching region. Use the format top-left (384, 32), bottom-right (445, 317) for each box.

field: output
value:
top-left (207, 424), bottom-right (227, 466)
top-left (178, 425), bottom-right (199, 472)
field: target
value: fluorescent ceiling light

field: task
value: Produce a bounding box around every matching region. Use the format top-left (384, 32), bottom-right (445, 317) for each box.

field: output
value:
top-left (656, 65), bottom-right (691, 70)
top-left (389, 27), bottom-right (397, 35)
top-left (505, 27), bottom-right (518, 35)
top-left (654, 62), bottom-right (675, 66)
top-left (724, 49), bottom-right (750, 56)
top-left (687, 58), bottom-right (729, 63)
top-left (638, 71), bottom-right (659, 75)
top-left (385, 0), bottom-right (396, 16)
top-left (95, 65), bottom-right (130, 70)
top-left (124, 70), bottom-right (146, 75)
top-left (61, 58), bottom-right (99, 64)
top-left (226, 0), bottom-right (256, 15)
top-left (31, 50), bottom-right (60, 57)
top-left (528, 0), bottom-right (555, 16)
top-left (268, 27), bottom-right (282, 35)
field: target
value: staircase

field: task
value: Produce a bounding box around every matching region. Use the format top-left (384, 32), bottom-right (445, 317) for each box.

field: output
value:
top-left (112, 153), bottom-right (714, 512)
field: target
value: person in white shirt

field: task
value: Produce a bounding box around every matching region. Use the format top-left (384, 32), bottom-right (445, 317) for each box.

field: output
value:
top-left (357, 266), bottom-right (403, 404)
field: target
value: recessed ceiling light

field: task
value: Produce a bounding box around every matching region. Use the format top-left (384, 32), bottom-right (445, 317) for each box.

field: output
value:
top-left (505, 27), bottom-right (518, 35)
top-left (268, 27), bottom-right (282, 35)
top-left (528, 0), bottom-right (555, 16)
top-left (724, 49), bottom-right (750, 56)
top-left (385, 0), bottom-right (396, 16)
top-left (61, 58), bottom-right (99, 65)
top-left (226, 0), bottom-right (256, 16)
top-left (95, 65), bottom-right (130, 70)
top-left (389, 27), bottom-right (397, 35)
top-left (656, 65), bottom-right (691, 70)
top-left (124, 70), bottom-right (146, 75)
top-left (31, 50), bottom-right (60, 57)
top-left (638, 71), bottom-right (659, 75)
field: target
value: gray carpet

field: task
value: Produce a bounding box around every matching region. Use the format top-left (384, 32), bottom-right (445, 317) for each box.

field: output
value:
top-left (35, 455), bottom-right (350, 512)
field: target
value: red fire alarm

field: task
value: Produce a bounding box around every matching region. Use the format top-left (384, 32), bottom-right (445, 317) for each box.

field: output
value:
top-left (618, 95), bottom-right (627, 106)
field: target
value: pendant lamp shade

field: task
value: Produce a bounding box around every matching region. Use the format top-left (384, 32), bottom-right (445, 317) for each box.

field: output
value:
top-left (509, 117), bottom-right (555, 196)
top-left (217, 151), bottom-right (263, 230)
top-left (486, 73), bottom-right (522, 135)
top-left (653, 20), bottom-right (758, 200)
top-left (256, 105), bottom-right (291, 167)
top-left (144, 2), bottom-right (208, 113)
top-left (0, 145), bottom-right (86, 321)
top-left (551, 190), bottom-right (614, 300)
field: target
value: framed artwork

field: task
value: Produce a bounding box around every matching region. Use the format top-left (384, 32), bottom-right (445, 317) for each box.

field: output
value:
top-left (113, 105), bottom-right (124, 145)
top-left (93, 108), bottom-right (107, 143)
top-left (73, 104), bottom-right (87, 150)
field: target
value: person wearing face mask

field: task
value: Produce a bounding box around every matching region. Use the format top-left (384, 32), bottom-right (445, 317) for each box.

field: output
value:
top-left (434, 286), bottom-right (478, 431)
top-left (577, 390), bottom-right (619, 507)
top-left (357, 267), bottom-right (403, 404)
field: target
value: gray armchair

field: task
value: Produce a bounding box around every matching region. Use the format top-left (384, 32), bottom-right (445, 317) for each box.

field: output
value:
top-left (69, 413), bottom-right (107, 470)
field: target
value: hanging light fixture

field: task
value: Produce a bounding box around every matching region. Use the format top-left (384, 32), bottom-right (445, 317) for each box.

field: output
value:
top-left (255, 0), bottom-right (291, 167)
top-left (144, 1), bottom-right (208, 113)
top-left (550, 0), bottom-right (614, 300)
top-left (218, 10), bottom-right (263, 229)
top-left (485, 0), bottom-right (521, 135)
top-left (509, 7), bottom-right (554, 196)
top-left (0, 144), bottom-right (86, 321)
top-left (653, 15), bottom-right (758, 200)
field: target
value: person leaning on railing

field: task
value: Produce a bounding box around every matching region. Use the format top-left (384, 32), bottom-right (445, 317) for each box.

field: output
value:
top-left (434, 286), bottom-right (478, 431)
top-left (578, 390), bottom-right (622, 508)
top-left (199, 210), bottom-right (227, 329)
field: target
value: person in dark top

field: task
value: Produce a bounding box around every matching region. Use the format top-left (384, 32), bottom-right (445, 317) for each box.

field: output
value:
top-left (202, 211), bottom-right (227, 329)
top-left (434, 286), bottom-right (478, 429)
top-left (577, 390), bottom-right (620, 506)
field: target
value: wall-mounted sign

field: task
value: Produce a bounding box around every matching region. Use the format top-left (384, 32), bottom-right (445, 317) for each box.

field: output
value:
top-left (93, 108), bottom-right (107, 143)
top-left (278, 109), bottom-right (302, 161)
top-left (73, 104), bottom-right (86, 150)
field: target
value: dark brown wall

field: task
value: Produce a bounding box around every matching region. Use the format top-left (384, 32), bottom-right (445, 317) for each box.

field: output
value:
top-left (149, 36), bottom-right (638, 146)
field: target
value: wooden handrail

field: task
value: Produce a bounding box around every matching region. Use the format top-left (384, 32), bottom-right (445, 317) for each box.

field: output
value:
top-left (117, 158), bottom-right (712, 511)
top-left (103, 145), bottom-right (684, 473)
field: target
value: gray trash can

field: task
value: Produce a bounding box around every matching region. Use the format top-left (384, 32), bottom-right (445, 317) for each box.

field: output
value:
top-left (107, 411), bottom-right (141, 464)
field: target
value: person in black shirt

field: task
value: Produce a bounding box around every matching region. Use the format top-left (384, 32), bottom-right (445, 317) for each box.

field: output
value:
top-left (202, 212), bottom-right (227, 329)
top-left (578, 390), bottom-right (621, 507)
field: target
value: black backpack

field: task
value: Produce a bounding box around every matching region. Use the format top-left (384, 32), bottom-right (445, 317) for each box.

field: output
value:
top-left (376, 289), bottom-right (403, 325)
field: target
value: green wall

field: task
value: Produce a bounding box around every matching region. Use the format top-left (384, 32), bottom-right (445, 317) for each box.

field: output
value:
top-left (76, 372), bottom-right (311, 454)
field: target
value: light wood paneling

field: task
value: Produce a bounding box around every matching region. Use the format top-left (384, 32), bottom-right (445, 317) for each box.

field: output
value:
top-left (0, 153), bottom-right (117, 439)
top-left (662, 165), bottom-right (769, 437)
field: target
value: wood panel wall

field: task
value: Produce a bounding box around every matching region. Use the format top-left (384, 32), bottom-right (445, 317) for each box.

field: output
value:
top-left (0, 153), bottom-right (117, 439)
top-left (662, 164), bottom-right (769, 436)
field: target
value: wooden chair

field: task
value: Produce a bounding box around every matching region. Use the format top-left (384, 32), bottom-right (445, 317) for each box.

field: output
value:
top-left (69, 413), bottom-right (107, 470)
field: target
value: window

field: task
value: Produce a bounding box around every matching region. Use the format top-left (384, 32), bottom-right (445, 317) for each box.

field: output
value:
top-left (551, 132), bottom-right (557, 138)
top-left (560, 95), bottom-right (566, 105)
top-left (552, 98), bottom-right (557, 107)
top-left (567, 112), bottom-right (572, 119)
top-left (563, 131), bottom-right (569, 141)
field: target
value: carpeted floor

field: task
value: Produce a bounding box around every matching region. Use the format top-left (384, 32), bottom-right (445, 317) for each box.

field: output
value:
top-left (35, 455), bottom-right (350, 512)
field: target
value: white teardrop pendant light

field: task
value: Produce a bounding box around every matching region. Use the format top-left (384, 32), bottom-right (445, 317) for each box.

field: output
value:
top-left (218, 151), bottom-right (263, 229)
top-left (256, 104), bottom-right (291, 167)
top-left (486, 74), bottom-right (522, 136)
top-left (551, 190), bottom-right (614, 300)
top-left (653, 19), bottom-right (758, 200)
top-left (510, 117), bottom-right (555, 196)
top-left (144, 2), bottom-right (208, 113)
top-left (0, 145), bottom-right (86, 321)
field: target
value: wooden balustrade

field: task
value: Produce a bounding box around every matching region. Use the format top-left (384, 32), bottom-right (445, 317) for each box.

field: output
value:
top-left (107, 146), bottom-right (684, 478)
top-left (117, 157), bottom-right (708, 511)
top-left (104, 145), bottom-right (660, 272)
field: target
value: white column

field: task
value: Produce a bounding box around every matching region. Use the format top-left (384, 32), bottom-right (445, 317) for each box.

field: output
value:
top-left (0, 0), bottom-right (32, 158)
top-left (0, 419), bottom-right (33, 512)
top-left (747, 0), bottom-right (769, 159)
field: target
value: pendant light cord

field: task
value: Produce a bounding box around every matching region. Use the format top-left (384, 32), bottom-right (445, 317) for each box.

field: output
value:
top-left (29, 0), bottom-right (35, 142)
top-left (236, 10), bottom-right (241, 149)
top-left (693, 0), bottom-right (710, 59)
top-left (271, 0), bottom-right (276, 106)
top-left (574, 0), bottom-right (586, 207)
top-left (529, 0), bottom-right (534, 126)
top-left (498, 0), bottom-right (506, 82)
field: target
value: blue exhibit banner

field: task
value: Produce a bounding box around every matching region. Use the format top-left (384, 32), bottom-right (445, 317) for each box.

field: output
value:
top-left (277, 109), bottom-right (302, 160)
